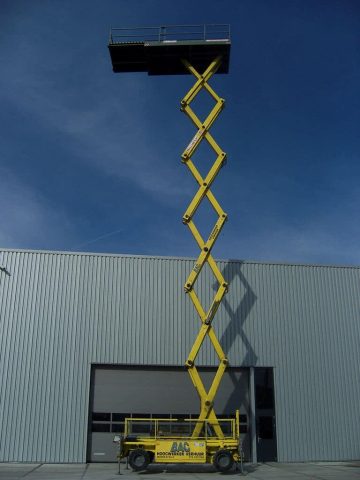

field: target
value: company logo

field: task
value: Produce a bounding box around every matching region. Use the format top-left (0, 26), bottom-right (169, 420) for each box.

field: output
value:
top-left (170, 441), bottom-right (190, 453)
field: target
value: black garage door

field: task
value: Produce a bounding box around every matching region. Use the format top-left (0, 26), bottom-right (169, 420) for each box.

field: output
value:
top-left (88, 365), bottom-right (250, 462)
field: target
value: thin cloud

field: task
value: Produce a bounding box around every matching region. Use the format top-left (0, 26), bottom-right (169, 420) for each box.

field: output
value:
top-left (0, 34), bottom-right (191, 202)
top-left (222, 211), bottom-right (360, 266)
top-left (0, 168), bottom-right (74, 250)
top-left (71, 228), bottom-right (124, 251)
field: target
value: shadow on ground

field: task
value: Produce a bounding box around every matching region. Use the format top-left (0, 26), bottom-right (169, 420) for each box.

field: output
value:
top-left (135, 463), bottom-right (258, 475)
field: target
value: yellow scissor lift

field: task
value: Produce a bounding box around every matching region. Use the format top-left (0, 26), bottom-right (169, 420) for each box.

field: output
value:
top-left (108, 24), bottom-right (241, 472)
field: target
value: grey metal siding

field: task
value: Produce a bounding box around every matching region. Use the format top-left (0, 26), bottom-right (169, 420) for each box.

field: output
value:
top-left (0, 249), bottom-right (359, 462)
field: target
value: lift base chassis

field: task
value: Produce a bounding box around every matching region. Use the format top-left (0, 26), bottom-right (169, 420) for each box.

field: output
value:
top-left (115, 415), bottom-right (242, 472)
top-left (123, 437), bottom-right (239, 463)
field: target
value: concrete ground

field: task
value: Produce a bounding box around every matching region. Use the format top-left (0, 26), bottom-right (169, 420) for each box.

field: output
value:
top-left (0, 462), bottom-right (359, 480)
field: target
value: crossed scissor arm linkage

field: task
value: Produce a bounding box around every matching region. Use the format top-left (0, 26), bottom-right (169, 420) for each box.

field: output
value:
top-left (181, 56), bottom-right (229, 439)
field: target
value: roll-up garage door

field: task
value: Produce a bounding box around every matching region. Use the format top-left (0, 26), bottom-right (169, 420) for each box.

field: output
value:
top-left (88, 365), bottom-right (250, 462)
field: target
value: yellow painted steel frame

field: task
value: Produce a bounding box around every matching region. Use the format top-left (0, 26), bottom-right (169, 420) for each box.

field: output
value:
top-left (181, 56), bottom-right (229, 440)
top-left (120, 56), bottom-right (239, 466)
top-left (121, 415), bottom-right (240, 464)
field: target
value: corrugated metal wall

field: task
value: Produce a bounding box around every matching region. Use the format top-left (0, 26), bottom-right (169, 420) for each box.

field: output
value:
top-left (0, 248), bottom-right (359, 462)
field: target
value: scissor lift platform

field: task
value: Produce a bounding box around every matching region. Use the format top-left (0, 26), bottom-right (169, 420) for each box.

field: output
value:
top-left (108, 24), bottom-right (231, 75)
top-left (109, 23), bottom-right (239, 471)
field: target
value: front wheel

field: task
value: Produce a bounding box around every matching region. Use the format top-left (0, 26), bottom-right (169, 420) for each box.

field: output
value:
top-left (128, 448), bottom-right (150, 471)
top-left (213, 449), bottom-right (234, 472)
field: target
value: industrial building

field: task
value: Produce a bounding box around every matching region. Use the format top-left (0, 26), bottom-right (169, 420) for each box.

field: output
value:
top-left (0, 247), bottom-right (359, 463)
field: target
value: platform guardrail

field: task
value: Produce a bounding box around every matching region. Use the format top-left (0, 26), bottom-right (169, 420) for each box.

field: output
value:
top-left (109, 24), bottom-right (231, 44)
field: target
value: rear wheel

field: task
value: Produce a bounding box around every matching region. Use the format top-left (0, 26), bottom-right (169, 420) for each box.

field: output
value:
top-left (129, 448), bottom-right (150, 471)
top-left (213, 449), bottom-right (234, 472)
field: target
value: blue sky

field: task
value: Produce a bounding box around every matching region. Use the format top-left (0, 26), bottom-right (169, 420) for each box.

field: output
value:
top-left (1, 0), bottom-right (359, 265)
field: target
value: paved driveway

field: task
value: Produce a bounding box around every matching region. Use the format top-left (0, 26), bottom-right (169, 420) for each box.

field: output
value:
top-left (0, 462), bottom-right (359, 480)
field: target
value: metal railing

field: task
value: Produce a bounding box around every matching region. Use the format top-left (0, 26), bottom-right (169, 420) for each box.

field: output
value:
top-left (124, 417), bottom-right (236, 439)
top-left (109, 24), bottom-right (230, 44)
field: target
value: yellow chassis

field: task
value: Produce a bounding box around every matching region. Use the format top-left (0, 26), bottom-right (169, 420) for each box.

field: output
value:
top-left (119, 413), bottom-right (241, 466)
top-left (122, 438), bottom-right (240, 464)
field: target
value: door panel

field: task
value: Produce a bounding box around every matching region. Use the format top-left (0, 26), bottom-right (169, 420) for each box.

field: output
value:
top-left (255, 368), bottom-right (277, 462)
top-left (88, 365), bottom-right (250, 462)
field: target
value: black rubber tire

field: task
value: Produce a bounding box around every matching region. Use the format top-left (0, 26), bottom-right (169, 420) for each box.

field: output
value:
top-left (213, 449), bottom-right (234, 472)
top-left (128, 448), bottom-right (150, 471)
